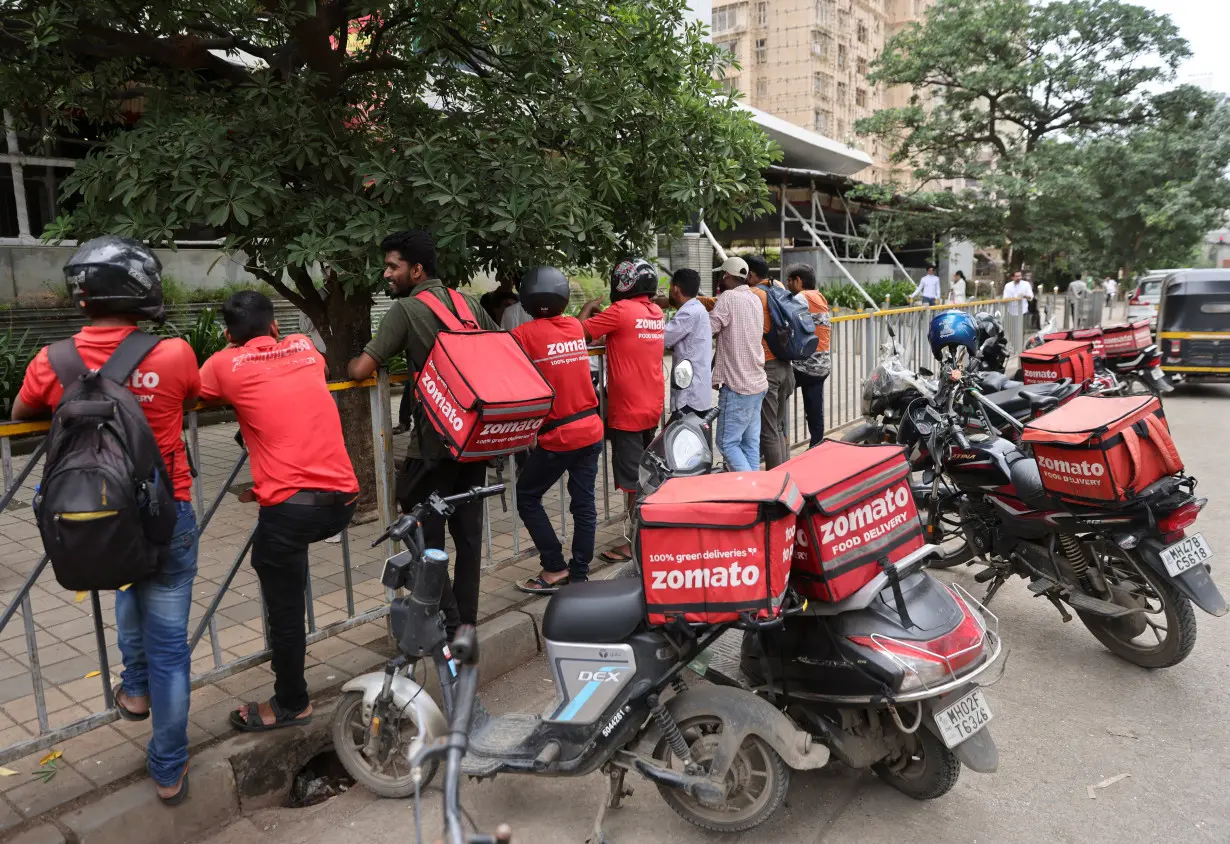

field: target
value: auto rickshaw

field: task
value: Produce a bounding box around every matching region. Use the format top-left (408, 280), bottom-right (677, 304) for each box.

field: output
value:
top-left (1157, 268), bottom-right (1230, 384)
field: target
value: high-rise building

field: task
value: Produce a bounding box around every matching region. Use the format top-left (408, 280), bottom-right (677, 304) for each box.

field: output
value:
top-left (710, 0), bottom-right (934, 184)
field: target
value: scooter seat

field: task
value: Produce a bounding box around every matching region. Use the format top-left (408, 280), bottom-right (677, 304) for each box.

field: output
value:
top-left (974, 371), bottom-right (1022, 393)
top-left (542, 578), bottom-right (645, 644)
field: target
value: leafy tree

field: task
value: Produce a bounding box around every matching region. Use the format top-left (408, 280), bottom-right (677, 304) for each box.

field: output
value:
top-left (1073, 86), bottom-right (1230, 276)
top-left (1, 1), bottom-right (774, 501)
top-left (856, 0), bottom-right (1189, 267)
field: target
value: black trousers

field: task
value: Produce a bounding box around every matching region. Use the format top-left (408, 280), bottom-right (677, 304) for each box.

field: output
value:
top-left (252, 497), bottom-right (356, 713)
top-left (398, 457), bottom-right (488, 634)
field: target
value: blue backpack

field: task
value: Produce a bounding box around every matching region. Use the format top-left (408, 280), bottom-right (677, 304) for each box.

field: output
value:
top-left (759, 283), bottom-right (819, 361)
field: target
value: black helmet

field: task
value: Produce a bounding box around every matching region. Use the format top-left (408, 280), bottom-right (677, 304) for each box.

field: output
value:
top-left (973, 311), bottom-right (1003, 341)
top-left (64, 236), bottom-right (166, 323)
top-left (609, 258), bottom-right (658, 302)
top-left (519, 266), bottom-right (571, 318)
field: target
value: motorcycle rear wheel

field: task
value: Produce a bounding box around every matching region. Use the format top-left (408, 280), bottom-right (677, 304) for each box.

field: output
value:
top-left (332, 690), bottom-right (437, 798)
top-left (871, 727), bottom-right (961, 800)
top-left (1121, 373), bottom-right (1160, 397)
top-left (654, 715), bottom-right (790, 833)
top-left (1077, 546), bottom-right (1197, 669)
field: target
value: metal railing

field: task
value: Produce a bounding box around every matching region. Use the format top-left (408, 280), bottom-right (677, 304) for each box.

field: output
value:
top-left (0, 297), bottom-right (1022, 764)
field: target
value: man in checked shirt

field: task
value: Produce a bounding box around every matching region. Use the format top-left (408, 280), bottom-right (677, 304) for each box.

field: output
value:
top-left (707, 257), bottom-right (768, 472)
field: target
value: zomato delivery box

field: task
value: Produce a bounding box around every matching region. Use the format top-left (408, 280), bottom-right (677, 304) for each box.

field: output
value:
top-left (413, 289), bottom-right (555, 461)
top-left (636, 472), bottom-right (801, 625)
top-left (779, 441), bottom-right (925, 602)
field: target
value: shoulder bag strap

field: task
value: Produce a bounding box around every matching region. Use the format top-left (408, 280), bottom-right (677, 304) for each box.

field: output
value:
top-left (1141, 414), bottom-right (1183, 475)
top-left (47, 339), bottom-right (89, 392)
top-left (98, 331), bottom-right (161, 384)
top-left (415, 288), bottom-right (479, 331)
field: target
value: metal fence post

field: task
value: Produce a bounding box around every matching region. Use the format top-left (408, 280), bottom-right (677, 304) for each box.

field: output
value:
top-left (189, 410), bottom-right (204, 521)
top-left (369, 371), bottom-right (397, 567)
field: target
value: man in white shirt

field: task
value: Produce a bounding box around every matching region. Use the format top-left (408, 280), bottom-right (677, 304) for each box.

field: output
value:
top-left (500, 298), bottom-right (532, 331)
top-left (911, 265), bottom-right (942, 306)
top-left (1003, 270), bottom-right (1034, 317)
top-left (1104, 276), bottom-right (1118, 311)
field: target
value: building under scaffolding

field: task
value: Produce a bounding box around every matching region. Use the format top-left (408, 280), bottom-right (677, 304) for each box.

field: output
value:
top-left (666, 104), bottom-right (949, 309)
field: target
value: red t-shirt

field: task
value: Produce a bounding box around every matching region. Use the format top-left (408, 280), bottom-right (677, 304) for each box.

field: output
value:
top-left (511, 316), bottom-right (603, 452)
top-left (583, 297), bottom-right (665, 432)
top-left (199, 334), bottom-right (358, 507)
top-left (18, 326), bottom-right (200, 502)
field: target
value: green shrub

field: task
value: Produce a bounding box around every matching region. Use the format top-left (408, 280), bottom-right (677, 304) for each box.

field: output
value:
top-left (0, 327), bottom-right (39, 416)
top-left (158, 307), bottom-right (228, 366)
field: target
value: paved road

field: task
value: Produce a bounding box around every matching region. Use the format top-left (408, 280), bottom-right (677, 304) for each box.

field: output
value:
top-left (199, 385), bottom-right (1230, 844)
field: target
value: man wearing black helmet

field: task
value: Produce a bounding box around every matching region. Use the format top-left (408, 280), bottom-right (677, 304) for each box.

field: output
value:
top-left (579, 258), bottom-right (665, 563)
top-left (509, 268), bottom-right (605, 593)
top-left (14, 237), bottom-right (198, 805)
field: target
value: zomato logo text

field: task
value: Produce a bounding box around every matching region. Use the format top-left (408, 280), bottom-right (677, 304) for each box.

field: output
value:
top-left (419, 365), bottom-right (464, 432)
top-left (1038, 455), bottom-right (1105, 479)
top-left (648, 561), bottom-right (760, 591)
top-left (819, 486), bottom-right (910, 544)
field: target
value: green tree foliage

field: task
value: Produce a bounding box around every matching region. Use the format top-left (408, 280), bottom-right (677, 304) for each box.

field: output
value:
top-left (855, 0), bottom-right (1190, 266)
top-left (0, 1), bottom-right (775, 374)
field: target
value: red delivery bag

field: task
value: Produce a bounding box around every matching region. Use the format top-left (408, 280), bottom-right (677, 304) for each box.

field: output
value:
top-left (1044, 327), bottom-right (1105, 358)
top-left (413, 290), bottom-right (555, 461)
top-left (636, 471), bottom-right (802, 625)
top-left (780, 441), bottom-right (926, 602)
top-left (1020, 339), bottom-right (1096, 385)
top-left (1101, 319), bottom-right (1152, 357)
top-left (1022, 395), bottom-right (1183, 505)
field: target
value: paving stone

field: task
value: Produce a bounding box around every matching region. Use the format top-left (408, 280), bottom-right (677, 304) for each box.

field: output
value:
top-left (5, 765), bottom-right (93, 819)
top-left (4, 823), bottom-right (65, 844)
top-left (76, 738), bottom-right (147, 787)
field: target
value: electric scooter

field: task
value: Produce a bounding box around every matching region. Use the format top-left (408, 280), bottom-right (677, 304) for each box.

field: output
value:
top-left (333, 485), bottom-right (831, 840)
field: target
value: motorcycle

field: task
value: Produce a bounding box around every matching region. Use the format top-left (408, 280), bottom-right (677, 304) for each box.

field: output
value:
top-left (619, 407), bottom-right (1005, 800)
top-left (911, 357), bottom-right (1226, 668)
top-left (1024, 308), bottom-right (1171, 397)
top-left (334, 485), bottom-right (831, 839)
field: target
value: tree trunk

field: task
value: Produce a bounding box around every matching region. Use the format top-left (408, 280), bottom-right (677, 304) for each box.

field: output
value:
top-left (322, 284), bottom-right (378, 515)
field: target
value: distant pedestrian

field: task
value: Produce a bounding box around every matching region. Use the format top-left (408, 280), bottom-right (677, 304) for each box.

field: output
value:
top-left (663, 268), bottom-right (713, 421)
top-left (912, 265), bottom-right (942, 306)
top-left (1104, 276), bottom-right (1118, 311)
top-left (746, 255), bottom-right (794, 469)
top-left (948, 270), bottom-right (968, 304)
top-left (479, 274), bottom-right (520, 325)
top-left (709, 257), bottom-right (768, 471)
top-left (785, 264), bottom-right (831, 448)
top-left (510, 268), bottom-right (604, 594)
top-left (1003, 270), bottom-right (1034, 318)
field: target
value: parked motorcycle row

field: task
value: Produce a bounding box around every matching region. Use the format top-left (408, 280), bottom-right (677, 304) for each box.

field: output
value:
top-left (325, 310), bottom-right (1219, 844)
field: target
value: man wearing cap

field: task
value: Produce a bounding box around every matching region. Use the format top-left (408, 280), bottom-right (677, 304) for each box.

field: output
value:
top-left (707, 257), bottom-right (768, 471)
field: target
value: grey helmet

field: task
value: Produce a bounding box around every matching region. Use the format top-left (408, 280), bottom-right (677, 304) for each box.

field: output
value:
top-left (64, 236), bottom-right (166, 323)
top-left (519, 266), bottom-right (571, 318)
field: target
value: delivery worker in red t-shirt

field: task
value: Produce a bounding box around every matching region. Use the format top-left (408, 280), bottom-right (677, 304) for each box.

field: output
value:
top-left (198, 291), bottom-right (358, 734)
top-left (578, 258), bottom-right (665, 563)
top-left (510, 268), bottom-right (606, 594)
top-left (13, 237), bottom-right (198, 805)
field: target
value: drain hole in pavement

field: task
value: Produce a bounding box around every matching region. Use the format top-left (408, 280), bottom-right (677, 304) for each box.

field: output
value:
top-left (289, 749), bottom-right (355, 808)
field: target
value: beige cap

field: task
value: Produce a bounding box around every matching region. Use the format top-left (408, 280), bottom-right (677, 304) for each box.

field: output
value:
top-left (720, 256), bottom-right (749, 279)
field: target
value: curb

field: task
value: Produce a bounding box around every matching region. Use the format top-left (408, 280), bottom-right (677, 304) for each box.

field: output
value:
top-left (6, 610), bottom-right (542, 844)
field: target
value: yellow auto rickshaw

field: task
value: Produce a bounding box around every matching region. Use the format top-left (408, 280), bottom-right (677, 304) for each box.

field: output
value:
top-left (1158, 269), bottom-right (1230, 383)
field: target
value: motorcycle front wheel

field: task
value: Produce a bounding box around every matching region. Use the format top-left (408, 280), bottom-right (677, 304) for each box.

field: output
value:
top-left (654, 715), bottom-right (790, 833)
top-left (1077, 543), bottom-right (1197, 668)
top-left (332, 690), bottom-right (437, 798)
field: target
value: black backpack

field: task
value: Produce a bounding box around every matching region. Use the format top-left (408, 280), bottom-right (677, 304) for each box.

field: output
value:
top-left (34, 332), bottom-right (178, 591)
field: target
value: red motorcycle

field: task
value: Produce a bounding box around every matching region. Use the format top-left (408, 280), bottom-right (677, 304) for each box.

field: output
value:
top-left (911, 361), bottom-right (1224, 669)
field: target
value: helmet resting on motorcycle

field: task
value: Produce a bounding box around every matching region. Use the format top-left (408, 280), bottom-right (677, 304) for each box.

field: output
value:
top-left (609, 258), bottom-right (659, 303)
top-left (974, 311), bottom-right (1003, 341)
top-left (519, 266), bottom-right (571, 318)
top-left (927, 310), bottom-right (979, 360)
top-left (64, 236), bottom-right (166, 324)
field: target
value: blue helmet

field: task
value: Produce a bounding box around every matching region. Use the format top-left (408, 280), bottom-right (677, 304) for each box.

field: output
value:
top-left (927, 310), bottom-right (979, 360)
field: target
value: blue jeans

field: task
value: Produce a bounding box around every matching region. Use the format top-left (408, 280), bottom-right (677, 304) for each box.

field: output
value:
top-left (517, 441), bottom-right (601, 579)
top-left (717, 386), bottom-right (765, 472)
top-left (116, 502), bottom-right (197, 787)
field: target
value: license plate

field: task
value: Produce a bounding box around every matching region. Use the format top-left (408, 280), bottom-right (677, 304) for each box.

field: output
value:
top-left (933, 687), bottom-right (993, 749)
top-left (1160, 532), bottom-right (1212, 578)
